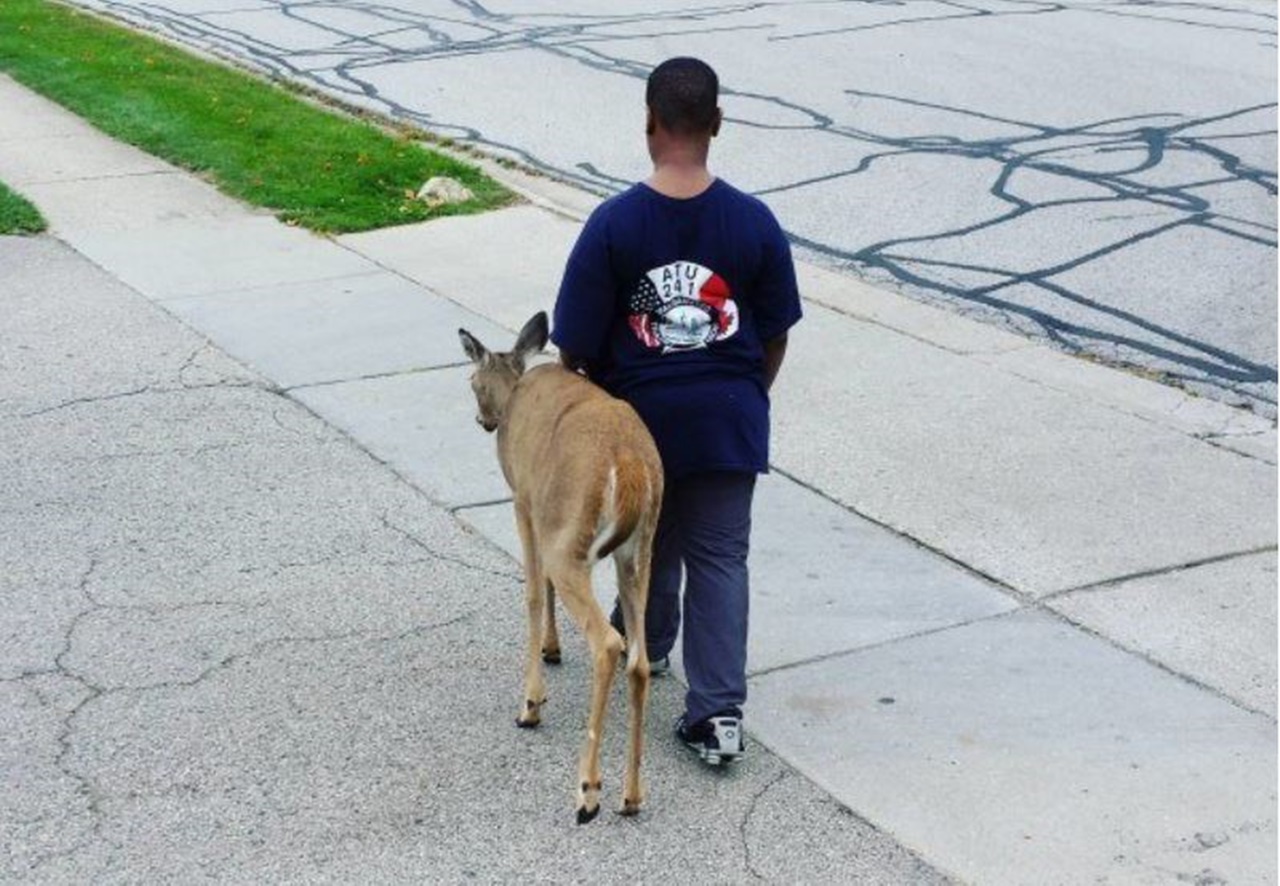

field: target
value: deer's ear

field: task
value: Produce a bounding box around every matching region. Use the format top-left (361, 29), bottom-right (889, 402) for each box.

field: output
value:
top-left (459, 328), bottom-right (488, 364)
top-left (513, 311), bottom-right (549, 359)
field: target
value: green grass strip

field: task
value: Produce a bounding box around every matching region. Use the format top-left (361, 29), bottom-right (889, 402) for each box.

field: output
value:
top-left (0, 181), bottom-right (47, 235)
top-left (0, 0), bottom-right (513, 232)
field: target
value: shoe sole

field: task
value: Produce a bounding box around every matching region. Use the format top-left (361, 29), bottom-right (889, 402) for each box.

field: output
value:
top-left (687, 744), bottom-right (744, 766)
top-left (680, 733), bottom-right (745, 766)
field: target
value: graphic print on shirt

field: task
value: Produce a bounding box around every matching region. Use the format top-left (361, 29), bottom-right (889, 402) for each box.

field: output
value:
top-left (628, 261), bottom-right (739, 353)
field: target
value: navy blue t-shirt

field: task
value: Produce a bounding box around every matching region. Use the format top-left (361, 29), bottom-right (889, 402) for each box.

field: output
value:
top-left (551, 179), bottom-right (802, 480)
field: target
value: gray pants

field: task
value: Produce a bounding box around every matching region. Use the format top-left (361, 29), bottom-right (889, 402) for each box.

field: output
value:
top-left (639, 471), bottom-right (757, 725)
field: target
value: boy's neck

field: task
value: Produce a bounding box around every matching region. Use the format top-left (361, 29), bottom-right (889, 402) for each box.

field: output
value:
top-left (646, 126), bottom-right (716, 198)
top-left (647, 161), bottom-right (715, 199)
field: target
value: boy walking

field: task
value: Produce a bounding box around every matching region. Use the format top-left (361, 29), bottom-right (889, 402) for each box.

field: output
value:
top-left (551, 57), bottom-right (802, 765)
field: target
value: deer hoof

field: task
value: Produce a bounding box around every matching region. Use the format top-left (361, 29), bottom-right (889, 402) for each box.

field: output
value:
top-left (515, 697), bottom-right (545, 728)
top-left (541, 649), bottom-right (561, 665)
top-left (576, 804), bottom-right (600, 825)
top-left (618, 799), bottom-right (642, 817)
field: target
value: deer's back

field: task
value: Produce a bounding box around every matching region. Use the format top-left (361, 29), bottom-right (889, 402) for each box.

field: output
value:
top-left (499, 365), bottom-right (662, 550)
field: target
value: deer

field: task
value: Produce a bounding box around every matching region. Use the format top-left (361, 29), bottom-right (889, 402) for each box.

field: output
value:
top-left (458, 311), bottom-right (664, 824)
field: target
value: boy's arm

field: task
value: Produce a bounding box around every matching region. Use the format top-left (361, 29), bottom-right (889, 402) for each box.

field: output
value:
top-left (763, 333), bottom-right (788, 392)
top-left (754, 212), bottom-right (801, 392)
top-left (551, 209), bottom-right (613, 375)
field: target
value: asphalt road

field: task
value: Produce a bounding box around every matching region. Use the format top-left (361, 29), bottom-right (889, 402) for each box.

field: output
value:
top-left (71, 0), bottom-right (1278, 413)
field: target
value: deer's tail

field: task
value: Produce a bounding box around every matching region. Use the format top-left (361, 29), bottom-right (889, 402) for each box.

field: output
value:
top-left (588, 455), bottom-right (659, 563)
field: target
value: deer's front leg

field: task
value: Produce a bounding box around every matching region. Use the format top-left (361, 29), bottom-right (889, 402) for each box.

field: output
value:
top-left (514, 504), bottom-right (546, 728)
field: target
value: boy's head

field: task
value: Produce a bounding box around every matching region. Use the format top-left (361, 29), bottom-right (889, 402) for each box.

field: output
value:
top-left (646, 57), bottom-right (721, 138)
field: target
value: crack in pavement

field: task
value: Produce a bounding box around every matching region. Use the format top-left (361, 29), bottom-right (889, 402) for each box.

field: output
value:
top-left (22, 562), bottom-right (477, 872)
top-left (19, 386), bottom-right (152, 419)
top-left (86, 609), bottom-right (478, 697)
top-left (739, 768), bottom-right (788, 881)
top-left (36, 556), bottom-right (109, 875)
top-left (54, 440), bottom-right (256, 465)
top-left (18, 379), bottom-right (270, 419)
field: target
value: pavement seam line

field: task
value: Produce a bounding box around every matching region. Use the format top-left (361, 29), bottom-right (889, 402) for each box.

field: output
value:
top-left (768, 464), bottom-right (1031, 602)
top-left (805, 292), bottom-right (994, 358)
top-left (1194, 433), bottom-right (1277, 465)
top-left (451, 497), bottom-right (516, 514)
top-left (746, 608), bottom-right (1026, 681)
top-left (283, 360), bottom-right (472, 392)
top-left (1041, 545), bottom-right (1279, 599)
top-left (155, 268), bottom-right (389, 304)
top-left (749, 599), bottom-right (1277, 723)
top-left (12, 168), bottom-right (178, 188)
top-left (379, 513), bottom-right (523, 583)
top-left (329, 235), bottom-right (521, 334)
top-left (1041, 602), bottom-right (1279, 722)
top-left (279, 387), bottom-right (453, 498)
top-left (272, 387), bottom-right (533, 578)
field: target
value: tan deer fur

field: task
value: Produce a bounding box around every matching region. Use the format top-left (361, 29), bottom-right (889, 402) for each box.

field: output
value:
top-left (458, 312), bottom-right (664, 823)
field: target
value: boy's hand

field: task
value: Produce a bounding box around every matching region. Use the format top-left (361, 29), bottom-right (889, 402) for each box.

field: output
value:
top-left (560, 351), bottom-right (590, 376)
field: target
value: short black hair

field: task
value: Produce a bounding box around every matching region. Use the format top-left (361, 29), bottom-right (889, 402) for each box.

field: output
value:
top-left (646, 57), bottom-right (719, 136)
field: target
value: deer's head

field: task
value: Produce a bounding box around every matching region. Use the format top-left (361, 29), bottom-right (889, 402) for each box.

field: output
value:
top-left (458, 312), bottom-right (549, 433)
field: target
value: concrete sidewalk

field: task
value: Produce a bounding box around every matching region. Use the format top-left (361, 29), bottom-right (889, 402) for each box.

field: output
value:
top-left (1, 74), bottom-right (1276, 884)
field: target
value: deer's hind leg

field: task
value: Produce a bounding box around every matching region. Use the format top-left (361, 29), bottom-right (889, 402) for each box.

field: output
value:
top-left (514, 503), bottom-right (548, 728)
top-left (545, 558), bottom-right (623, 824)
top-left (613, 533), bottom-right (652, 817)
top-left (542, 580), bottom-right (562, 664)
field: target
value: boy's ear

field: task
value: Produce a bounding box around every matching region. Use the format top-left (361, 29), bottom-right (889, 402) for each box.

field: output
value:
top-left (711, 107), bottom-right (722, 138)
top-left (513, 312), bottom-right (549, 359)
top-left (458, 328), bottom-right (488, 365)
